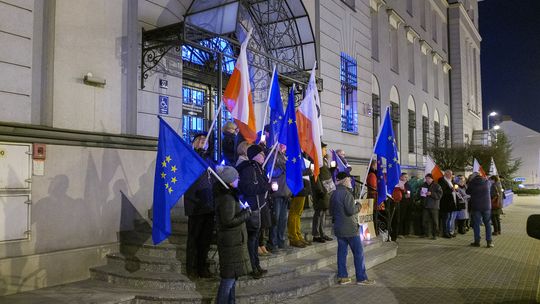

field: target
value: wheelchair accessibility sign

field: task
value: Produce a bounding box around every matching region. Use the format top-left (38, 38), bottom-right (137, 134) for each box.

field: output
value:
top-left (159, 95), bottom-right (169, 114)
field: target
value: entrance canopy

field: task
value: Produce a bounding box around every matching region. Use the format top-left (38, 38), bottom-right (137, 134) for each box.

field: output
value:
top-left (141, 0), bottom-right (321, 90)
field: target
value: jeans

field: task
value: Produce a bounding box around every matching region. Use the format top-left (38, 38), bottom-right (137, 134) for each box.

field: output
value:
top-left (312, 209), bottom-right (327, 238)
top-left (216, 278), bottom-right (236, 304)
top-left (443, 211), bottom-right (458, 235)
top-left (471, 210), bottom-right (492, 243)
top-left (422, 208), bottom-right (439, 237)
top-left (288, 196), bottom-right (305, 242)
top-left (337, 236), bottom-right (368, 281)
top-left (247, 228), bottom-right (260, 270)
top-left (271, 197), bottom-right (289, 248)
top-left (491, 210), bottom-right (501, 234)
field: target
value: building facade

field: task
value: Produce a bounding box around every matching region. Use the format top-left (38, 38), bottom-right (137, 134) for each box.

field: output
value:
top-left (0, 0), bottom-right (481, 295)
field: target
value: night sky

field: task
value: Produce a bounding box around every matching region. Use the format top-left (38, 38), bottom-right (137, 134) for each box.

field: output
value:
top-left (479, 0), bottom-right (540, 132)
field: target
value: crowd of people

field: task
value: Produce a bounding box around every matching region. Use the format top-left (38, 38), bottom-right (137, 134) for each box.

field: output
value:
top-left (366, 165), bottom-right (505, 248)
top-left (183, 122), bottom-right (503, 303)
top-left (184, 123), bottom-right (373, 303)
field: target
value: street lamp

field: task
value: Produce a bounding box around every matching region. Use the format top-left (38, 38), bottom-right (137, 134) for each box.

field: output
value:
top-left (493, 125), bottom-right (500, 130)
top-left (487, 111), bottom-right (498, 130)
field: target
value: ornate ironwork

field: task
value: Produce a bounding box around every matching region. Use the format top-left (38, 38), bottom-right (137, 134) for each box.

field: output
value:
top-left (140, 1), bottom-right (323, 92)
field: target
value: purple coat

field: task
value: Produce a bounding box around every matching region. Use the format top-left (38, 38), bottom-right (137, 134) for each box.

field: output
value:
top-left (466, 176), bottom-right (491, 212)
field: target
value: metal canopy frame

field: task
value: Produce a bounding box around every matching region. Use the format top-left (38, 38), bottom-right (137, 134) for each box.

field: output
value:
top-left (140, 0), bottom-right (322, 91)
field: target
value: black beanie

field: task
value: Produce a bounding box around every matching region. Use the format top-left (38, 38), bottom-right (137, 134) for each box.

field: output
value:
top-left (247, 145), bottom-right (264, 160)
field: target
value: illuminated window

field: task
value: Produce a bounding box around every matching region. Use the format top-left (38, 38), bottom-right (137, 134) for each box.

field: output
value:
top-left (341, 53), bottom-right (358, 133)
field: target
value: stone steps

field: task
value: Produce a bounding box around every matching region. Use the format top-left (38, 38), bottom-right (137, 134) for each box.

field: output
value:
top-left (106, 252), bottom-right (183, 273)
top-left (129, 241), bottom-right (397, 304)
top-left (90, 264), bottom-right (195, 290)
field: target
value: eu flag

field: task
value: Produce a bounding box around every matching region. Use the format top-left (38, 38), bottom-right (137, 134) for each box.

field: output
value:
top-left (374, 107), bottom-right (401, 194)
top-left (278, 86), bottom-right (304, 195)
top-left (268, 69), bottom-right (284, 146)
top-left (152, 117), bottom-right (208, 245)
top-left (376, 156), bottom-right (387, 206)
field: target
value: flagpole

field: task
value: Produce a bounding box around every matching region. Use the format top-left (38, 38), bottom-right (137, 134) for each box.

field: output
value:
top-left (261, 65), bottom-right (277, 137)
top-left (268, 143), bottom-right (280, 182)
top-left (359, 106), bottom-right (390, 198)
top-left (203, 100), bottom-right (223, 150)
top-left (207, 167), bottom-right (230, 189)
top-left (262, 141), bottom-right (279, 168)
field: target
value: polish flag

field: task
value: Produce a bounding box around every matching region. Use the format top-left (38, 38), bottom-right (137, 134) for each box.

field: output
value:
top-left (297, 64), bottom-right (323, 179)
top-left (473, 158), bottom-right (487, 177)
top-left (223, 29), bottom-right (257, 143)
top-left (489, 157), bottom-right (498, 176)
top-left (424, 155), bottom-right (443, 182)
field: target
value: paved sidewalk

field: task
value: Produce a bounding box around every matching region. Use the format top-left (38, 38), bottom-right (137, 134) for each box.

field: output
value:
top-left (281, 195), bottom-right (540, 304)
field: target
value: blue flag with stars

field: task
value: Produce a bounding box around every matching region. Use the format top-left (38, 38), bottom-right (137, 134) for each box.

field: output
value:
top-left (278, 86), bottom-right (304, 195)
top-left (152, 117), bottom-right (208, 245)
top-left (376, 156), bottom-right (387, 206)
top-left (374, 107), bottom-right (401, 194)
top-left (268, 69), bottom-right (284, 147)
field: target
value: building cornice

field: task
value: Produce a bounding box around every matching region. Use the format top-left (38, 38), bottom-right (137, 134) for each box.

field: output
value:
top-left (429, 0), bottom-right (448, 21)
top-left (370, 0), bottom-right (387, 12)
top-left (405, 26), bottom-right (420, 43)
top-left (386, 9), bottom-right (405, 29)
top-left (442, 61), bottom-right (452, 73)
top-left (449, 3), bottom-right (482, 43)
top-left (420, 40), bottom-right (432, 55)
top-left (432, 52), bottom-right (443, 65)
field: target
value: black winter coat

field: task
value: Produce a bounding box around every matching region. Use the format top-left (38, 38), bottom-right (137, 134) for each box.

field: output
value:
top-left (438, 177), bottom-right (457, 212)
top-left (236, 160), bottom-right (271, 211)
top-left (184, 170), bottom-right (214, 216)
top-left (222, 132), bottom-right (236, 166)
top-left (312, 159), bottom-right (334, 210)
top-left (214, 184), bottom-right (252, 279)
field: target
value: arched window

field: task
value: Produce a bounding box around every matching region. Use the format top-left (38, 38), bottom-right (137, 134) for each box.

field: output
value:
top-left (434, 109), bottom-right (440, 147)
top-left (390, 86), bottom-right (400, 149)
top-left (407, 96), bottom-right (416, 153)
top-left (372, 75), bottom-right (381, 144)
top-left (444, 115), bottom-right (450, 148)
top-left (422, 103), bottom-right (429, 155)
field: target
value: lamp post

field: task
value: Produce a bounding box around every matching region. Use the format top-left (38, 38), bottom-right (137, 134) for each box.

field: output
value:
top-left (487, 111), bottom-right (498, 130)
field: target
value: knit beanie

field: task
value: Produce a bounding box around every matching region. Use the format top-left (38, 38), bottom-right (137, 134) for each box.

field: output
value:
top-left (247, 145), bottom-right (263, 160)
top-left (216, 166), bottom-right (239, 184)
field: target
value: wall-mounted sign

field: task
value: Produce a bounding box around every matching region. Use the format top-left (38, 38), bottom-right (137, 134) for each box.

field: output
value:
top-left (159, 95), bottom-right (169, 114)
top-left (159, 79), bottom-right (168, 89)
top-left (514, 177), bottom-right (526, 182)
top-left (182, 103), bottom-right (204, 118)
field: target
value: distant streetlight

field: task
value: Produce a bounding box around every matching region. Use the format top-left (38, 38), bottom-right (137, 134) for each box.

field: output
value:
top-left (487, 111), bottom-right (498, 130)
top-left (493, 125), bottom-right (500, 130)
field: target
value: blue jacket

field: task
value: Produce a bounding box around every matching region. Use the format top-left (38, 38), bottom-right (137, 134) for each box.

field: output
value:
top-left (466, 176), bottom-right (491, 212)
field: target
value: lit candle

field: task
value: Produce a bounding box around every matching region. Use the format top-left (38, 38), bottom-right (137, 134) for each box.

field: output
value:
top-left (330, 160), bottom-right (336, 168)
top-left (366, 233), bottom-right (371, 241)
top-left (271, 182), bottom-right (279, 192)
top-left (310, 163), bottom-right (315, 171)
top-left (260, 134), bottom-right (266, 143)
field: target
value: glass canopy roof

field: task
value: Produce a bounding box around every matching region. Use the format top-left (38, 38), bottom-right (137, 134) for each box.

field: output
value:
top-left (185, 0), bottom-right (317, 72)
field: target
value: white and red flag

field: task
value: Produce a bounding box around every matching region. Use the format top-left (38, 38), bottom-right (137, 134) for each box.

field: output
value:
top-left (489, 157), bottom-right (498, 176)
top-left (424, 155), bottom-right (444, 182)
top-left (296, 64), bottom-right (323, 179)
top-left (223, 29), bottom-right (257, 143)
top-left (473, 158), bottom-right (487, 177)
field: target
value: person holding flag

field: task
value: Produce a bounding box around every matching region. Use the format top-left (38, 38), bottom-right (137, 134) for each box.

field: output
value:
top-left (151, 118), bottom-right (210, 266)
top-left (372, 107), bottom-right (402, 239)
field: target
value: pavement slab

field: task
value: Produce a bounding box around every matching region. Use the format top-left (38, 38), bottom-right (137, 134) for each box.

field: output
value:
top-left (280, 195), bottom-right (540, 304)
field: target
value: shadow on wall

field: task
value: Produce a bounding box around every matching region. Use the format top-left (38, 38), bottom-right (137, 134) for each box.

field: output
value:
top-left (117, 161), bottom-right (155, 273)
